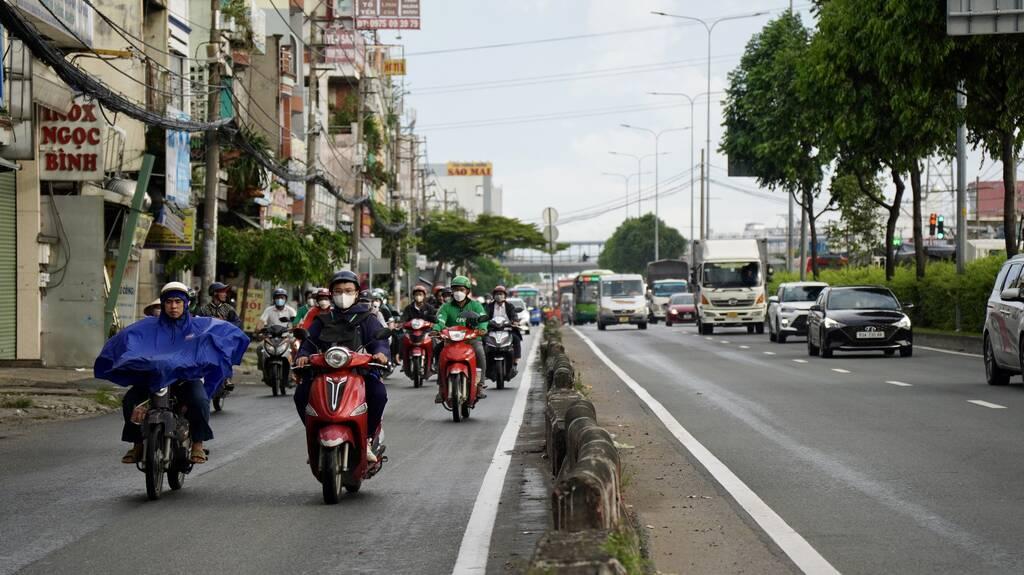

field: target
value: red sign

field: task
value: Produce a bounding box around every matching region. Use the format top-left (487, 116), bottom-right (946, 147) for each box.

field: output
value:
top-left (379, 0), bottom-right (399, 17)
top-left (38, 99), bottom-right (105, 181)
top-left (356, 0), bottom-right (420, 29)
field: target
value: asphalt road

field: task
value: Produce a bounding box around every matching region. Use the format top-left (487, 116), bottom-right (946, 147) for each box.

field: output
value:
top-left (0, 335), bottom-right (536, 575)
top-left (573, 322), bottom-right (1024, 575)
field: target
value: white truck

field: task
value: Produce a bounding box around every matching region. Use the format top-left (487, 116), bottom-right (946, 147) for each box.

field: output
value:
top-left (692, 239), bottom-right (770, 335)
top-left (596, 273), bottom-right (648, 331)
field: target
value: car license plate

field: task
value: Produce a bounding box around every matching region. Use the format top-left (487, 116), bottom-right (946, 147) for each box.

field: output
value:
top-left (618, 316), bottom-right (629, 323)
top-left (856, 331), bottom-right (885, 339)
top-left (727, 312), bottom-right (738, 318)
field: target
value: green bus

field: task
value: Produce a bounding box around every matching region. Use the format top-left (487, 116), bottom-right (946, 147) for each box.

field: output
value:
top-left (572, 269), bottom-right (614, 324)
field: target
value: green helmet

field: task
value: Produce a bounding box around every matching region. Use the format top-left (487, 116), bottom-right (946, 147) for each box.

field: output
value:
top-left (450, 275), bottom-right (471, 290)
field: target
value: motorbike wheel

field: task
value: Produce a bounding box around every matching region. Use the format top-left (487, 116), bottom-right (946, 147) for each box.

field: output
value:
top-left (450, 374), bottom-right (463, 423)
top-left (167, 440), bottom-right (187, 491)
top-left (495, 363), bottom-right (505, 391)
top-left (412, 362), bottom-right (423, 389)
top-left (321, 447), bottom-right (343, 505)
top-left (271, 376), bottom-right (279, 397)
top-left (144, 424), bottom-right (166, 501)
top-left (461, 401), bottom-right (471, 420)
top-left (213, 395), bottom-right (224, 412)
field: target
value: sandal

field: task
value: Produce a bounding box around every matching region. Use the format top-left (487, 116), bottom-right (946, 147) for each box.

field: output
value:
top-left (190, 446), bottom-right (208, 464)
top-left (121, 446), bottom-right (142, 464)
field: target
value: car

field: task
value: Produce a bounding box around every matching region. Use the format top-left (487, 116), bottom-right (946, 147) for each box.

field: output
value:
top-left (767, 281), bottom-right (828, 343)
top-left (664, 293), bottom-right (696, 326)
top-left (983, 255), bottom-right (1024, 385)
top-left (508, 297), bottom-right (531, 335)
top-left (806, 285), bottom-right (913, 358)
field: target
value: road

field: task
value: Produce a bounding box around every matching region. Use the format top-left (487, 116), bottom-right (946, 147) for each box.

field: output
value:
top-left (571, 322), bottom-right (1024, 575)
top-left (0, 334), bottom-right (540, 575)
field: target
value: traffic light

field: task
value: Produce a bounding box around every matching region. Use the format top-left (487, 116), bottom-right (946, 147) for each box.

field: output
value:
top-left (937, 215), bottom-right (945, 239)
top-left (929, 213), bottom-right (937, 236)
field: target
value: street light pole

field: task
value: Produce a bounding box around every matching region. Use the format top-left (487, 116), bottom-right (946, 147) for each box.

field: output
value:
top-left (609, 151), bottom-right (668, 217)
top-left (621, 125), bottom-right (690, 261)
top-left (652, 10), bottom-right (768, 235)
top-left (603, 171), bottom-right (652, 221)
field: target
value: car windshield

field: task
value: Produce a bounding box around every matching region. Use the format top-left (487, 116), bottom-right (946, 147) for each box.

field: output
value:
top-left (653, 281), bottom-right (687, 296)
top-left (782, 285), bottom-right (825, 302)
top-left (827, 288), bottom-right (900, 311)
top-left (508, 298), bottom-right (526, 311)
top-left (604, 280), bottom-right (644, 297)
top-left (703, 262), bottom-right (760, 288)
top-left (670, 294), bottom-right (694, 305)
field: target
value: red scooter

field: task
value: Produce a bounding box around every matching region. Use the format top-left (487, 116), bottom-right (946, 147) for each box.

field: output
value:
top-left (295, 330), bottom-right (391, 504)
top-left (435, 311), bottom-right (487, 423)
top-left (401, 318), bottom-right (435, 388)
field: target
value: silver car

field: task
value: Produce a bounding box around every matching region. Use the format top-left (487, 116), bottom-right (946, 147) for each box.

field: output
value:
top-left (766, 281), bottom-right (828, 343)
top-left (984, 255), bottom-right (1024, 385)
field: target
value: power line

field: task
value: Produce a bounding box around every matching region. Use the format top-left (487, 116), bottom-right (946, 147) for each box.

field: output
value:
top-left (418, 101), bottom-right (687, 131)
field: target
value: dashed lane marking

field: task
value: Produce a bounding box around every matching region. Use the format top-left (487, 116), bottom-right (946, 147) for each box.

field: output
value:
top-left (967, 400), bottom-right (1007, 409)
top-left (793, 359), bottom-right (808, 364)
top-left (886, 381), bottom-right (913, 387)
top-left (739, 345), bottom-right (750, 349)
top-left (720, 340), bottom-right (731, 344)
top-left (831, 368), bottom-right (851, 374)
top-left (763, 351), bottom-right (776, 356)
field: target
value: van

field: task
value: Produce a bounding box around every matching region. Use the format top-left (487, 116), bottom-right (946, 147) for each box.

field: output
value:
top-left (597, 274), bottom-right (647, 331)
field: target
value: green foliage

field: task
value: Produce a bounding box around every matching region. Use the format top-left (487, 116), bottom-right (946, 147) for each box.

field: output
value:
top-left (768, 256), bottom-right (1006, 332)
top-left (469, 256), bottom-right (518, 295)
top-left (601, 528), bottom-right (650, 575)
top-left (329, 92), bottom-right (359, 132)
top-left (825, 175), bottom-right (885, 266)
top-left (598, 214), bottom-right (687, 274)
top-left (225, 125), bottom-right (271, 193)
top-left (1, 396), bottom-right (32, 409)
top-left (92, 387), bottom-right (121, 408)
top-left (363, 115), bottom-right (383, 159)
top-left (419, 212), bottom-right (547, 272)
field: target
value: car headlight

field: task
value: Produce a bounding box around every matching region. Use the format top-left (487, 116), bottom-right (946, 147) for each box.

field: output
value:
top-left (670, 309), bottom-right (679, 315)
top-left (780, 306), bottom-right (795, 314)
top-left (824, 317), bottom-right (843, 329)
top-left (448, 330), bottom-right (467, 342)
top-left (324, 347), bottom-right (351, 369)
top-left (896, 315), bottom-right (911, 329)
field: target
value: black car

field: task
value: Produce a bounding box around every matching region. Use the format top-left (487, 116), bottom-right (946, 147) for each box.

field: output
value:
top-left (806, 286), bottom-right (913, 358)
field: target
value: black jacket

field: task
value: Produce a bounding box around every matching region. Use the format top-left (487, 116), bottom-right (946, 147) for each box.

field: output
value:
top-left (401, 302), bottom-right (437, 322)
top-left (485, 301), bottom-right (519, 324)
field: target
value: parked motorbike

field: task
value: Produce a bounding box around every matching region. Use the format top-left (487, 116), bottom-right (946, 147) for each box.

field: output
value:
top-left (259, 324), bottom-right (294, 397)
top-left (401, 318), bottom-right (435, 388)
top-left (484, 311), bottom-right (522, 391)
top-left (294, 329), bottom-right (391, 504)
top-left (434, 311), bottom-right (488, 422)
top-left (130, 382), bottom-right (196, 500)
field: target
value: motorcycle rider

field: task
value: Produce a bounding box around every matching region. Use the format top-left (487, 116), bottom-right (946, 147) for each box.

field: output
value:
top-left (143, 298), bottom-right (162, 318)
top-left (196, 282), bottom-right (242, 327)
top-left (294, 290), bottom-right (316, 326)
top-left (429, 285), bottom-right (445, 309)
top-left (484, 285), bottom-right (522, 377)
top-left (433, 275), bottom-right (488, 402)
top-left (295, 271), bottom-right (390, 463)
top-left (399, 285), bottom-right (437, 364)
top-left (258, 288), bottom-right (296, 331)
top-left (298, 288), bottom-right (333, 330)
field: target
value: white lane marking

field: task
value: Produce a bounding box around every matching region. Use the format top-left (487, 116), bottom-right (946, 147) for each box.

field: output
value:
top-left (705, 337), bottom-right (714, 341)
top-left (886, 381), bottom-right (913, 387)
top-left (793, 359), bottom-right (808, 364)
top-left (967, 400), bottom-right (1007, 409)
top-left (720, 340), bottom-right (731, 344)
top-left (739, 345), bottom-right (751, 350)
top-left (831, 368), bottom-right (851, 374)
top-left (763, 351), bottom-right (776, 356)
top-left (570, 328), bottom-right (839, 575)
top-left (916, 345), bottom-right (982, 358)
top-left (452, 336), bottom-right (540, 574)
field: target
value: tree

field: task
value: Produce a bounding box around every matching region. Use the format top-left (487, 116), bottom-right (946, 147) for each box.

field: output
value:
top-left (418, 211), bottom-right (547, 282)
top-left (721, 12), bottom-right (829, 278)
top-left (598, 214), bottom-right (687, 274)
top-left (825, 175), bottom-right (885, 266)
top-left (469, 256), bottom-right (519, 295)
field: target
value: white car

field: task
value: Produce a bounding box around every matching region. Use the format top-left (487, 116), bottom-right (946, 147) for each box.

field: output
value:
top-left (766, 281), bottom-right (828, 343)
top-left (508, 297), bottom-right (531, 335)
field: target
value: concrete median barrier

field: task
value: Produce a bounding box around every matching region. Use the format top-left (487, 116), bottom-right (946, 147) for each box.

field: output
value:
top-left (528, 530), bottom-right (627, 575)
top-left (554, 416), bottom-right (621, 531)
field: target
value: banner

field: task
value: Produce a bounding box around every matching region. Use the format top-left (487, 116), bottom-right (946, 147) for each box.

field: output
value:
top-left (116, 260), bottom-right (140, 327)
top-left (144, 208), bottom-right (195, 251)
top-left (242, 289), bottom-right (265, 333)
top-left (355, 0), bottom-right (420, 29)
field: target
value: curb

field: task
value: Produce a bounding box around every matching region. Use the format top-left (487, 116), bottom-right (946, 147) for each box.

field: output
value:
top-left (915, 331), bottom-right (982, 355)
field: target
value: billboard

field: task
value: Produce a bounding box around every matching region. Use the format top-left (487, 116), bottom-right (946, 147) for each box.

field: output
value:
top-left (144, 208), bottom-right (195, 251)
top-left (356, 0), bottom-right (420, 30)
top-left (446, 162), bottom-right (492, 177)
top-left (383, 59), bottom-right (406, 76)
top-left (948, 0), bottom-right (1024, 35)
top-left (323, 25), bottom-right (366, 72)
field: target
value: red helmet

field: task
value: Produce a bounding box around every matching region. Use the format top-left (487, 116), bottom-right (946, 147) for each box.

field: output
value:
top-left (492, 285), bottom-right (507, 295)
top-left (413, 284), bottom-right (428, 295)
top-left (315, 288), bottom-right (331, 300)
top-left (432, 285), bottom-right (444, 295)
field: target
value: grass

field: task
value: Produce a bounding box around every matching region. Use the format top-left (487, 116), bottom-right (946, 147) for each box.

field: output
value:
top-left (602, 528), bottom-right (650, 574)
top-left (92, 386), bottom-right (122, 408)
top-left (620, 462), bottom-right (635, 490)
top-left (915, 326), bottom-right (982, 338)
top-left (1, 396), bottom-right (33, 409)
top-left (573, 372), bottom-right (592, 399)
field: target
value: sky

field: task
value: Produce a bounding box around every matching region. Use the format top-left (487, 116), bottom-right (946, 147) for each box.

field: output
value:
top-left (385, 1), bottom-right (1006, 243)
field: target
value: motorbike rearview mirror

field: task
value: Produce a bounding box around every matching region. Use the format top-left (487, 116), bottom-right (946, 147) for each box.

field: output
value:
top-left (291, 328), bottom-right (308, 341)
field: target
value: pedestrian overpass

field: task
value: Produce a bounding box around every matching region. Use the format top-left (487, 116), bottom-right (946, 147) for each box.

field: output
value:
top-left (499, 241), bottom-right (605, 274)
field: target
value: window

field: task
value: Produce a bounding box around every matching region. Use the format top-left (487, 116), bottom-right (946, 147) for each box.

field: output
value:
top-left (604, 280), bottom-right (644, 297)
top-left (826, 288), bottom-right (900, 311)
top-left (670, 294), bottom-right (694, 305)
top-left (1002, 264), bottom-right (1022, 291)
top-left (168, 53), bottom-right (187, 112)
top-left (781, 285), bottom-right (826, 302)
top-left (702, 262), bottom-right (761, 288)
top-left (653, 281), bottom-right (688, 297)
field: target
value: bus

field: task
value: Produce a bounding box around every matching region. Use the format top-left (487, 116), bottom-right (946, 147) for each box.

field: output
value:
top-left (510, 284), bottom-right (542, 325)
top-left (572, 269), bottom-right (614, 324)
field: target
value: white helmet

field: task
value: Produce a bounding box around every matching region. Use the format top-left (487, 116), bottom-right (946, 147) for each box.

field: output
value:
top-left (160, 281), bottom-right (190, 300)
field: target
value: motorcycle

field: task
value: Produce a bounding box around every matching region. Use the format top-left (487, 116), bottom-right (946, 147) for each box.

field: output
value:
top-left (294, 329), bottom-right (391, 504)
top-left (130, 382), bottom-right (197, 500)
top-left (484, 312), bottom-right (522, 391)
top-left (401, 318), bottom-right (435, 388)
top-left (435, 310), bottom-right (487, 423)
top-left (211, 379), bottom-right (231, 412)
top-left (259, 324), bottom-right (294, 397)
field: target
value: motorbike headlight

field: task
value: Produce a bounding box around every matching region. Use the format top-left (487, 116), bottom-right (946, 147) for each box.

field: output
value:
top-left (824, 317), bottom-right (843, 329)
top-left (494, 332), bottom-right (510, 344)
top-left (411, 319), bottom-right (425, 330)
top-left (896, 315), bottom-right (911, 329)
top-left (324, 347), bottom-right (352, 369)
top-left (349, 402), bottom-right (368, 416)
top-left (448, 330), bottom-right (467, 342)
top-left (274, 342), bottom-right (291, 355)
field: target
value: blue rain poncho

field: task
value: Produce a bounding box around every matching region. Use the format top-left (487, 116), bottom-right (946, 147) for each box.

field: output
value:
top-left (94, 307), bottom-right (250, 399)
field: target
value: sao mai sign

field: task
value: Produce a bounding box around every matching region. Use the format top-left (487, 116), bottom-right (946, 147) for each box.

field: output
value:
top-left (446, 162), bottom-right (493, 177)
top-left (38, 98), bottom-right (105, 181)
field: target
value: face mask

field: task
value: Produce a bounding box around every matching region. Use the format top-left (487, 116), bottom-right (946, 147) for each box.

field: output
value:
top-left (414, 294), bottom-right (425, 303)
top-left (274, 298), bottom-right (286, 307)
top-left (453, 291), bottom-right (467, 302)
top-left (307, 298), bottom-right (315, 307)
top-left (318, 299), bottom-right (331, 310)
top-left (495, 294), bottom-right (505, 303)
top-left (334, 293), bottom-right (356, 309)
top-left (372, 302), bottom-right (381, 310)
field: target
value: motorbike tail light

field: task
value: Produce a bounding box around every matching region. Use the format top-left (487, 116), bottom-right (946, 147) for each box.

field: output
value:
top-left (324, 347), bottom-right (352, 369)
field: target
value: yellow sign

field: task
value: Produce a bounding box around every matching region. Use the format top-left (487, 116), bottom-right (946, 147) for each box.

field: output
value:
top-left (144, 208), bottom-right (195, 251)
top-left (242, 289), bottom-right (266, 333)
top-left (383, 59), bottom-right (406, 76)
top-left (446, 162), bottom-right (493, 177)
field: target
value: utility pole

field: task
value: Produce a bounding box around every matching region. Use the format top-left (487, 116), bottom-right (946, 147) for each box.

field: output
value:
top-left (201, 0), bottom-right (221, 305)
top-left (304, 8), bottom-right (319, 228)
top-left (787, 193), bottom-right (794, 272)
top-left (350, 77), bottom-right (365, 276)
top-left (699, 149), bottom-right (705, 242)
top-left (799, 200), bottom-right (807, 281)
top-left (955, 82), bottom-right (967, 331)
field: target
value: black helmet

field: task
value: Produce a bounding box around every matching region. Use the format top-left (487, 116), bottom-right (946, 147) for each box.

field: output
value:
top-left (208, 281), bottom-right (228, 296)
top-left (329, 270), bottom-right (359, 291)
top-left (358, 289), bottom-right (372, 302)
top-left (272, 288), bottom-right (287, 298)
